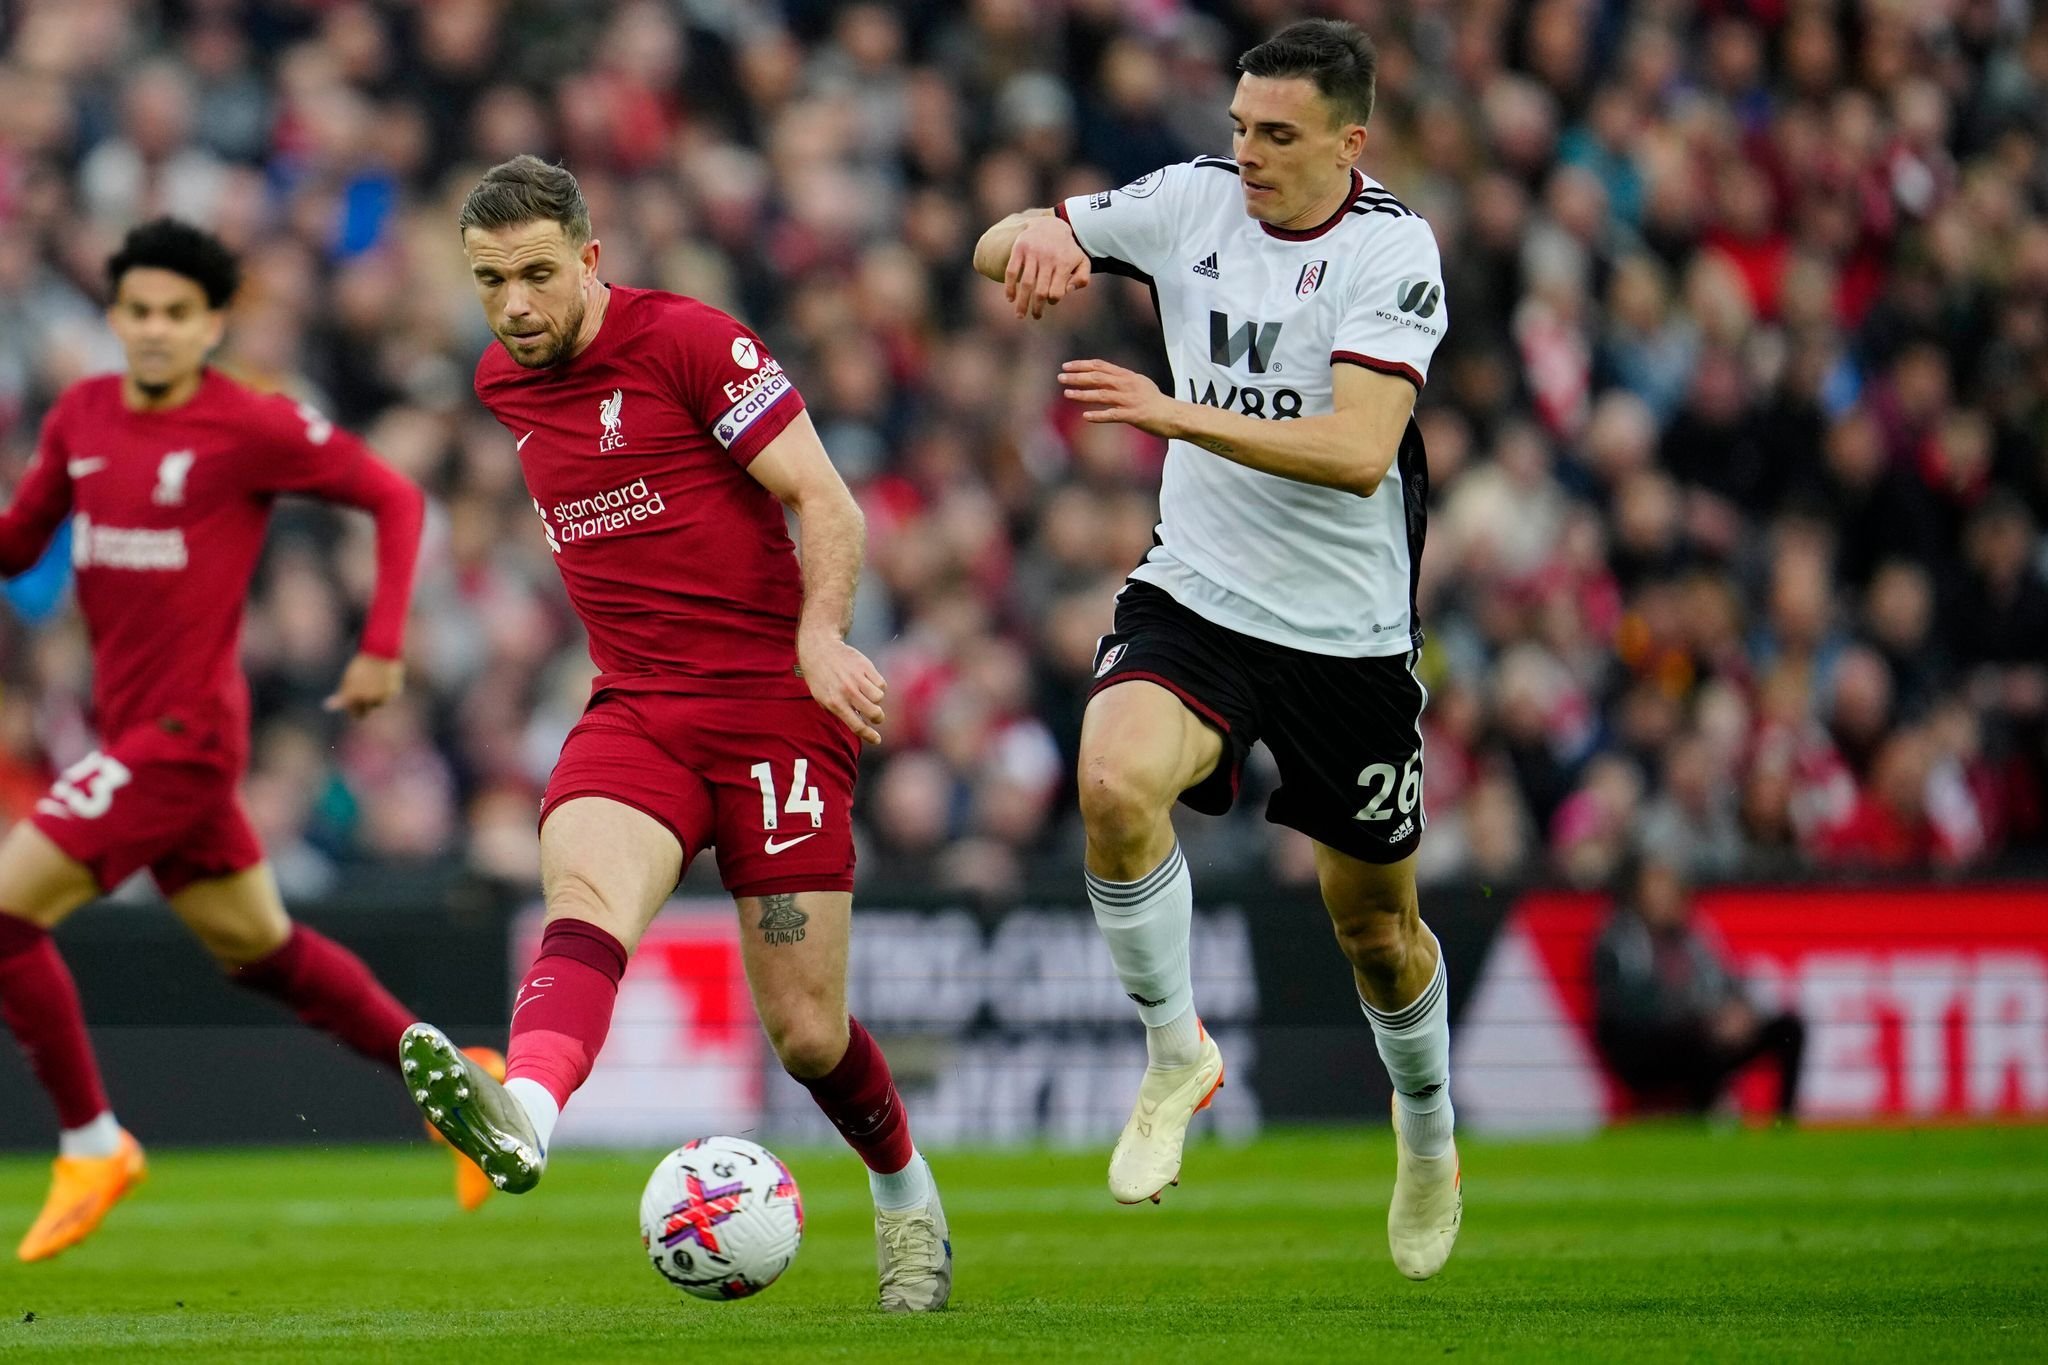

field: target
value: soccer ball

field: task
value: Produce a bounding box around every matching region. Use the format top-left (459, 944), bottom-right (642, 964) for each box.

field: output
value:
top-left (638, 1136), bottom-right (805, 1301)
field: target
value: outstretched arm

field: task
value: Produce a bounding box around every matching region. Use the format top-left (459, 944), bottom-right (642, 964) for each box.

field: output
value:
top-left (1060, 359), bottom-right (1419, 497)
top-left (744, 411), bottom-right (887, 744)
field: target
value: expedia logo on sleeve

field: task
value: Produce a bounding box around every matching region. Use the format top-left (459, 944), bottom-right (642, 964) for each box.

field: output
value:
top-left (714, 358), bottom-right (793, 450)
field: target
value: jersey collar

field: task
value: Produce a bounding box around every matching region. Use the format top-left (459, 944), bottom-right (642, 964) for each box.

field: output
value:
top-left (1259, 168), bottom-right (1365, 242)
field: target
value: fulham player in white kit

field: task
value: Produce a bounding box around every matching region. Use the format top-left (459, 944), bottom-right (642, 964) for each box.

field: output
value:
top-left (975, 19), bottom-right (1460, 1278)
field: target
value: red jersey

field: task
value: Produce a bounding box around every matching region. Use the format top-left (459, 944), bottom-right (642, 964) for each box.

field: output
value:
top-left (474, 285), bottom-right (810, 700)
top-left (0, 370), bottom-right (424, 756)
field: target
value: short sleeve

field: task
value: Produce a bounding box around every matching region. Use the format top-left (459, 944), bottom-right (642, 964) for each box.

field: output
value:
top-left (1330, 216), bottom-right (1448, 391)
top-left (669, 307), bottom-right (807, 468)
top-left (1056, 163), bottom-right (1195, 282)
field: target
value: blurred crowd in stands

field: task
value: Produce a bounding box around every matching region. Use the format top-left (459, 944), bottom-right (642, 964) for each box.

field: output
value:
top-left (0, 0), bottom-right (2045, 898)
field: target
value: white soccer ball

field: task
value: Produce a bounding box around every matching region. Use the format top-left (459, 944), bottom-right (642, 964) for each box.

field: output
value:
top-left (639, 1136), bottom-right (805, 1301)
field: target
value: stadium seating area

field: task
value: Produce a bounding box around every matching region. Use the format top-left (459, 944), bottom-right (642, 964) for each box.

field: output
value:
top-left (0, 0), bottom-right (2043, 896)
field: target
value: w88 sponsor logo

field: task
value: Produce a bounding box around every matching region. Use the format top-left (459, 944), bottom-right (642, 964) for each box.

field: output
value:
top-left (1184, 378), bottom-right (1304, 420)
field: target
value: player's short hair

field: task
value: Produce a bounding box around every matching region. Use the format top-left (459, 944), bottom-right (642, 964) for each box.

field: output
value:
top-left (105, 218), bottom-right (240, 309)
top-left (458, 155), bottom-right (592, 245)
top-left (1237, 19), bottom-right (1378, 129)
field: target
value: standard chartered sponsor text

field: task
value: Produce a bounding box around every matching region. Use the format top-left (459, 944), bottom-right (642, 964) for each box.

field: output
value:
top-left (550, 477), bottom-right (666, 544)
top-left (72, 515), bottom-right (188, 570)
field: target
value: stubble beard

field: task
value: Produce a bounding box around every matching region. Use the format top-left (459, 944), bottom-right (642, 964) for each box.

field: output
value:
top-left (504, 292), bottom-right (587, 370)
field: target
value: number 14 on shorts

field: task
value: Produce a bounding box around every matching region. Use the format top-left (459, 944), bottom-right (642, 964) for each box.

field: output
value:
top-left (750, 759), bottom-right (825, 832)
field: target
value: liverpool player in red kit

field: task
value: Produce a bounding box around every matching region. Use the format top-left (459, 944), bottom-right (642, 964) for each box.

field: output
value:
top-left (400, 157), bottom-right (950, 1313)
top-left (0, 220), bottom-right (502, 1262)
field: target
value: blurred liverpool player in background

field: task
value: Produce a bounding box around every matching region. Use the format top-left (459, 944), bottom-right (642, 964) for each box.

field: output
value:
top-left (0, 219), bottom-right (502, 1263)
top-left (401, 156), bottom-right (949, 1314)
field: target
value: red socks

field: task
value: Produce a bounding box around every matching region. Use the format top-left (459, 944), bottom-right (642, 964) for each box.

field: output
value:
top-left (231, 925), bottom-right (413, 1069)
top-left (505, 918), bottom-right (629, 1107)
top-left (0, 913), bottom-right (110, 1129)
top-left (795, 1017), bottom-right (916, 1175)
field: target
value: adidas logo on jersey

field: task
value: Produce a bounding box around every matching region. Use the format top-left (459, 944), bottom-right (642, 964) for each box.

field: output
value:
top-left (1192, 252), bottom-right (1220, 279)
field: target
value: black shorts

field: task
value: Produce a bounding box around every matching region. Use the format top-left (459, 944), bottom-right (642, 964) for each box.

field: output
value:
top-left (1090, 581), bottom-right (1427, 864)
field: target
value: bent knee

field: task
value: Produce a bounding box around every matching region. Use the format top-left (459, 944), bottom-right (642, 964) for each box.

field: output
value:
top-left (204, 920), bottom-right (290, 970)
top-left (1077, 753), bottom-right (1178, 841)
top-left (544, 871), bottom-right (638, 941)
top-left (768, 1013), bottom-right (850, 1081)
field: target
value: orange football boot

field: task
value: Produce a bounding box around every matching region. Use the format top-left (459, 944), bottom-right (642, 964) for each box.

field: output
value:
top-left (16, 1129), bottom-right (147, 1262)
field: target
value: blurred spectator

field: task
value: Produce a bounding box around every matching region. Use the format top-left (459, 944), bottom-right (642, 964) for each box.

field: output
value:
top-left (1593, 849), bottom-right (1806, 1118)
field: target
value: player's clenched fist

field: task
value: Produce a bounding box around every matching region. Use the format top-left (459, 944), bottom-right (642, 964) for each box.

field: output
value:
top-left (798, 628), bottom-right (888, 745)
top-left (1004, 216), bottom-right (1092, 320)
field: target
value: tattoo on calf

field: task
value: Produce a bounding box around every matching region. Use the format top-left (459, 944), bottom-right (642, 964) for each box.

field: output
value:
top-left (758, 893), bottom-right (809, 946)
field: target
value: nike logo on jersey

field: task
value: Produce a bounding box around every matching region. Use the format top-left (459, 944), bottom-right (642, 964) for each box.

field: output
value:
top-left (516, 431), bottom-right (534, 450)
top-left (764, 832), bottom-right (818, 855)
top-left (1192, 251), bottom-right (1220, 279)
top-left (66, 458), bottom-right (107, 478)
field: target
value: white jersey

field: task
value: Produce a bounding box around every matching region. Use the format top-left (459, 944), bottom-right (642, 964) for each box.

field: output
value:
top-left (1060, 158), bottom-right (1446, 657)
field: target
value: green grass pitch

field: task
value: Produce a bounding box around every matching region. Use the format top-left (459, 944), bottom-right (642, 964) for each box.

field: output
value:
top-left (2, 1126), bottom-right (2043, 1362)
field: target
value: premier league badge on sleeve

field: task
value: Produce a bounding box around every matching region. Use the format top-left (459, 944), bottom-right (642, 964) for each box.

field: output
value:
top-left (1119, 170), bottom-right (1162, 199)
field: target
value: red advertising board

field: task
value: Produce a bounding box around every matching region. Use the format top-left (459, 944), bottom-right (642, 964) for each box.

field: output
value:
top-left (1455, 886), bottom-right (2048, 1132)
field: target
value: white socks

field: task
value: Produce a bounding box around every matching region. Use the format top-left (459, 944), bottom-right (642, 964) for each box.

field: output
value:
top-left (1086, 843), bottom-right (1199, 1067)
top-left (504, 1077), bottom-right (560, 1156)
top-left (869, 1149), bottom-right (933, 1212)
top-left (1144, 1004), bottom-right (1202, 1070)
top-left (59, 1111), bottom-right (122, 1159)
top-left (1362, 946), bottom-right (1454, 1159)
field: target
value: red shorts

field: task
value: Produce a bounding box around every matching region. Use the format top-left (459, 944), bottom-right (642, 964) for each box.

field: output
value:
top-left (30, 718), bottom-right (262, 896)
top-left (541, 690), bottom-right (860, 899)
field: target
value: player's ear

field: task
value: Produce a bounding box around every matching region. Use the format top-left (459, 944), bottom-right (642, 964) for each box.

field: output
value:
top-left (1343, 122), bottom-right (1368, 166)
top-left (203, 309), bottom-right (227, 351)
top-left (579, 236), bottom-right (601, 279)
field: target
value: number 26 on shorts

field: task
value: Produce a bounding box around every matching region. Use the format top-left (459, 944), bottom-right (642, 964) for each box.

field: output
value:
top-left (750, 759), bottom-right (825, 831)
top-left (40, 750), bottom-right (134, 820)
top-left (1354, 751), bottom-right (1421, 824)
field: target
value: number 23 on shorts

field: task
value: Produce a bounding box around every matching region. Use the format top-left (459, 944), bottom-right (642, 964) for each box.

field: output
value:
top-left (37, 751), bottom-right (134, 821)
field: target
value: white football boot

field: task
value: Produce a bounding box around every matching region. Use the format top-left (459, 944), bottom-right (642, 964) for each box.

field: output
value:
top-left (1107, 1025), bottom-right (1225, 1205)
top-left (401, 1023), bottom-right (545, 1195)
top-left (874, 1158), bottom-right (952, 1313)
top-left (1387, 1094), bottom-right (1461, 1279)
